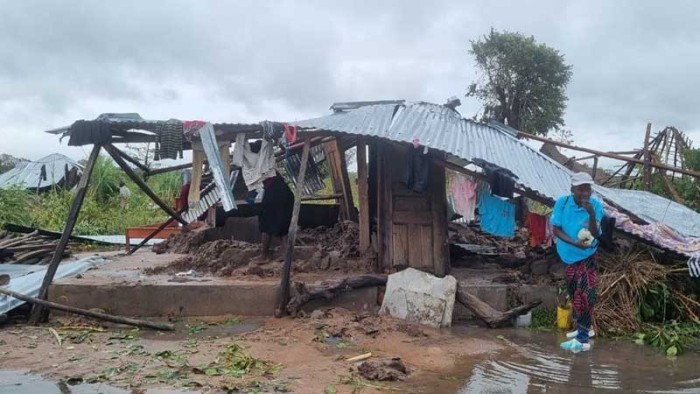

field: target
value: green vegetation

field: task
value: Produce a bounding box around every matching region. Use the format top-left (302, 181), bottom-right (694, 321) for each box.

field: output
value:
top-left (0, 154), bottom-right (180, 235)
top-left (468, 29), bottom-right (573, 136)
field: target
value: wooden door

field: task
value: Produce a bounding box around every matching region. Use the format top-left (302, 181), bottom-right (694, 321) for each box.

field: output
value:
top-left (377, 142), bottom-right (448, 276)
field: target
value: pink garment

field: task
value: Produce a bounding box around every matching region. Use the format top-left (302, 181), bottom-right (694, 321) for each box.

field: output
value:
top-left (451, 174), bottom-right (478, 221)
top-left (183, 120), bottom-right (208, 141)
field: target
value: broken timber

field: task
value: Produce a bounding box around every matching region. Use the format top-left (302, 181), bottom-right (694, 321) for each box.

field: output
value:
top-left (29, 144), bottom-right (102, 324)
top-left (286, 274), bottom-right (388, 315)
top-left (456, 284), bottom-right (541, 328)
top-left (1, 287), bottom-right (174, 331)
top-left (276, 136), bottom-right (311, 317)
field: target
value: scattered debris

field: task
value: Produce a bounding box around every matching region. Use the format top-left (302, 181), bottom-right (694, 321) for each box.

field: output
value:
top-left (356, 358), bottom-right (409, 381)
top-left (0, 230), bottom-right (72, 264)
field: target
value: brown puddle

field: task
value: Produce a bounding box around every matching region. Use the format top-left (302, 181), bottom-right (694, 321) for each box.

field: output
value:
top-left (404, 328), bottom-right (700, 393)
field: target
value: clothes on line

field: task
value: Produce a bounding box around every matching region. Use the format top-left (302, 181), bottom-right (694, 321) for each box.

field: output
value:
top-left (406, 145), bottom-right (429, 193)
top-left (154, 120), bottom-right (184, 160)
top-left (472, 158), bottom-right (519, 199)
top-left (232, 133), bottom-right (276, 191)
top-left (479, 192), bottom-right (516, 238)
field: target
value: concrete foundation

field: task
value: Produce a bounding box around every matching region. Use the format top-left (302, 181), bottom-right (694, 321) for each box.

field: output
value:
top-left (48, 250), bottom-right (378, 318)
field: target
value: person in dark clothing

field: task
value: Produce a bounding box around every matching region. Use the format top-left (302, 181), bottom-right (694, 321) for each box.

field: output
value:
top-left (249, 140), bottom-right (295, 261)
top-left (259, 174), bottom-right (294, 260)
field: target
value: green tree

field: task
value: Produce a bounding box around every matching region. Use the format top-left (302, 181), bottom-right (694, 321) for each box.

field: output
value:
top-left (467, 29), bottom-right (573, 135)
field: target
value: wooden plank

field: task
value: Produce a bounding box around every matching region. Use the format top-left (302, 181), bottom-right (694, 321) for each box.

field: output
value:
top-left (375, 142), bottom-right (384, 271)
top-left (29, 144), bottom-right (102, 323)
top-left (392, 211), bottom-right (432, 225)
top-left (391, 224), bottom-right (408, 267)
top-left (357, 137), bottom-right (371, 252)
top-left (277, 136), bottom-right (312, 317)
top-left (407, 225), bottom-right (423, 268)
top-left (323, 140), bottom-right (357, 222)
top-left (420, 225), bottom-right (434, 268)
top-left (393, 196), bottom-right (430, 212)
top-left (430, 158), bottom-right (448, 276)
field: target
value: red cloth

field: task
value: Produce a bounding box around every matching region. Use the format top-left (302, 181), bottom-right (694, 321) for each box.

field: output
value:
top-left (527, 213), bottom-right (548, 247)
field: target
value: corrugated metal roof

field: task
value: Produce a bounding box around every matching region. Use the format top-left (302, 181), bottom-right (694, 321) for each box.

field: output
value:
top-left (594, 187), bottom-right (700, 238)
top-left (295, 101), bottom-right (572, 200)
top-left (293, 101), bottom-right (700, 243)
top-left (0, 153), bottom-right (83, 190)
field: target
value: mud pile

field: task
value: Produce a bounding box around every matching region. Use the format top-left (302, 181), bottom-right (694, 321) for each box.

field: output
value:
top-left (147, 221), bottom-right (373, 278)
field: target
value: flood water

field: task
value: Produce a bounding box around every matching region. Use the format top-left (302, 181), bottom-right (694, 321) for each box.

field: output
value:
top-left (409, 328), bottom-right (700, 393)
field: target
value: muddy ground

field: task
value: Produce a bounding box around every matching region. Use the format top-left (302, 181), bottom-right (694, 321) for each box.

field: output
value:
top-left (147, 222), bottom-right (374, 279)
top-left (0, 308), bottom-right (501, 393)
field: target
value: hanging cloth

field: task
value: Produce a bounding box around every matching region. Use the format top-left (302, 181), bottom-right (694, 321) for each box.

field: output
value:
top-left (479, 193), bottom-right (516, 238)
top-left (450, 174), bottom-right (478, 221)
top-left (231, 133), bottom-right (276, 191)
top-left (526, 212), bottom-right (548, 247)
top-left (154, 120), bottom-right (184, 160)
top-left (406, 145), bottom-right (429, 193)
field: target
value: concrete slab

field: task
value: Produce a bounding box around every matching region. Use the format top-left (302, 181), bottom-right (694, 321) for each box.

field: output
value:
top-left (48, 250), bottom-right (379, 317)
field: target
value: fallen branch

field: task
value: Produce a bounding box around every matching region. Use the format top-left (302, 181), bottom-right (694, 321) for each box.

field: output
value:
top-left (456, 285), bottom-right (541, 328)
top-left (286, 274), bottom-right (388, 315)
top-left (0, 287), bottom-right (174, 331)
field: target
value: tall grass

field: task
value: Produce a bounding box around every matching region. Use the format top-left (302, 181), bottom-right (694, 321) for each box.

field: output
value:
top-left (0, 155), bottom-right (183, 235)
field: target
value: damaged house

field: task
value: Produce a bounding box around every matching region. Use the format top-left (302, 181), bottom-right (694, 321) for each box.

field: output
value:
top-left (2, 100), bottom-right (700, 328)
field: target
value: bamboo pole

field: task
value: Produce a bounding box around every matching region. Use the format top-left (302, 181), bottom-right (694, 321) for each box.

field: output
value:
top-left (29, 144), bottom-right (102, 324)
top-left (276, 136), bottom-right (311, 317)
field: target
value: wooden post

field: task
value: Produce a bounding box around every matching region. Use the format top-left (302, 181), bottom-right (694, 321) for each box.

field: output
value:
top-left (592, 156), bottom-right (599, 182)
top-left (29, 144), bottom-right (102, 324)
top-left (356, 138), bottom-right (370, 252)
top-left (276, 136), bottom-right (311, 317)
top-left (104, 144), bottom-right (188, 226)
top-left (430, 157), bottom-right (448, 277)
top-left (643, 122), bottom-right (652, 191)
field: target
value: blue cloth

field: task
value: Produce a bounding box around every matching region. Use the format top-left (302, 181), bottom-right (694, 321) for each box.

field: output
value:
top-left (551, 195), bottom-right (604, 264)
top-left (479, 193), bottom-right (515, 237)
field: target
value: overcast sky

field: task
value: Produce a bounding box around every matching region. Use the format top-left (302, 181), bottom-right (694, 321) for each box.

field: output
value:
top-left (2, 0), bottom-right (699, 170)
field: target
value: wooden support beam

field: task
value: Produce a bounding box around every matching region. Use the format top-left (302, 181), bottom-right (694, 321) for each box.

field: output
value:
top-left (146, 162), bottom-right (192, 176)
top-left (643, 122), bottom-right (652, 191)
top-left (652, 155), bottom-right (684, 204)
top-left (29, 144), bottom-right (102, 324)
top-left (104, 144), bottom-right (188, 226)
top-left (276, 136), bottom-right (311, 317)
top-left (592, 156), bottom-right (599, 181)
top-left (127, 206), bottom-right (188, 255)
top-left (110, 145), bottom-right (150, 172)
top-left (357, 137), bottom-right (371, 253)
top-left (323, 140), bottom-right (358, 222)
top-left (518, 131), bottom-right (700, 178)
top-left (300, 193), bottom-right (343, 201)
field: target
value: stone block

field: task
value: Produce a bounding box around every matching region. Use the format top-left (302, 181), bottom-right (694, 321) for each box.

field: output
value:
top-left (379, 268), bottom-right (457, 328)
